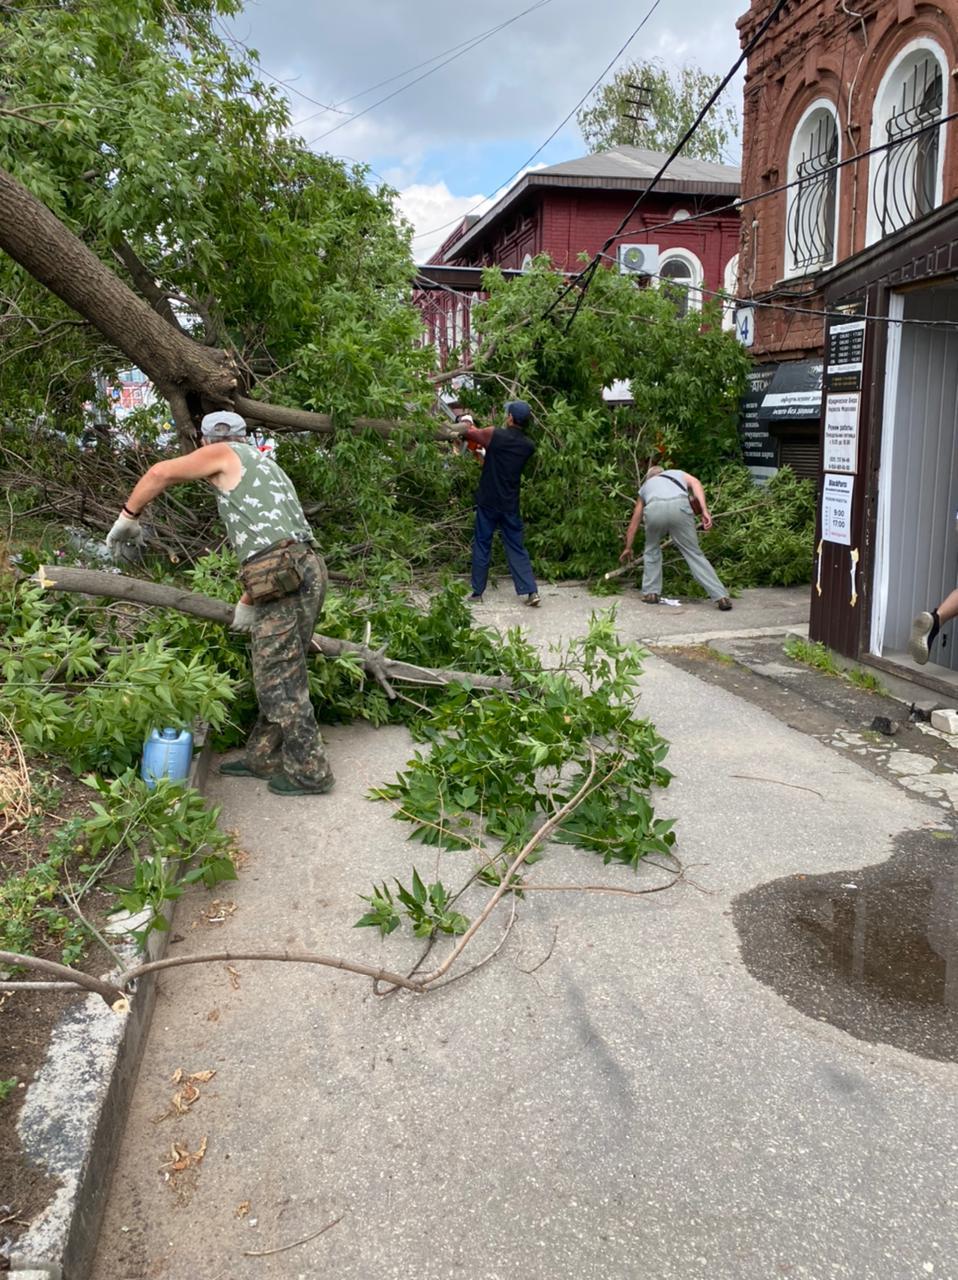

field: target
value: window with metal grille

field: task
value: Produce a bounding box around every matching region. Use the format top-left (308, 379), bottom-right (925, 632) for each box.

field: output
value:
top-left (786, 102), bottom-right (839, 275)
top-left (868, 44), bottom-right (946, 244)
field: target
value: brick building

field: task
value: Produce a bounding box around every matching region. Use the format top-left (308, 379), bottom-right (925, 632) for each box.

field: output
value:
top-left (738, 0), bottom-right (958, 690)
top-left (415, 146), bottom-right (740, 370)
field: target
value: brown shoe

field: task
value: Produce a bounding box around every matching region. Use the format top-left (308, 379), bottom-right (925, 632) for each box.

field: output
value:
top-left (641, 593), bottom-right (660, 604)
top-left (716, 597), bottom-right (733, 611)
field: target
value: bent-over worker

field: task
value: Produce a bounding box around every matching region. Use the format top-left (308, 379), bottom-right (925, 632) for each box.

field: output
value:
top-left (620, 465), bottom-right (732, 610)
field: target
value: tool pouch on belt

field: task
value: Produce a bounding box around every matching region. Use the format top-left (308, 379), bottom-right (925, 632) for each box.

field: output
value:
top-left (239, 540), bottom-right (310, 604)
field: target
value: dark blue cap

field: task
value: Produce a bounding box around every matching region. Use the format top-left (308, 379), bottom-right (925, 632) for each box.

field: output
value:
top-left (505, 400), bottom-right (531, 426)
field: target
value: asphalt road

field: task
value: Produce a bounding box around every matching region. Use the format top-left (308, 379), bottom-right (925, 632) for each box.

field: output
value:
top-left (91, 585), bottom-right (958, 1280)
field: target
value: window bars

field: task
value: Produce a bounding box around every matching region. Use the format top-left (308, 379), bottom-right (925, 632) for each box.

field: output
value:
top-left (787, 111), bottom-right (838, 272)
top-left (872, 54), bottom-right (943, 237)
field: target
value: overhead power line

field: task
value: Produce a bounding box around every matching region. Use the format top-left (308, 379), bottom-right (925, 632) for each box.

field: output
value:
top-left (553, 0), bottom-right (789, 330)
top-left (410, 0), bottom-right (666, 247)
top-left (618, 104), bottom-right (958, 242)
top-left (594, 255), bottom-right (958, 332)
top-left (304, 0), bottom-right (556, 146)
top-left (296, 0), bottom-right (554, 129)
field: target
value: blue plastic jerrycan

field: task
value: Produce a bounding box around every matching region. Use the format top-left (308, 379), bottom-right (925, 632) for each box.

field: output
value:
top-left (141, 727), bottom-right (193, 789)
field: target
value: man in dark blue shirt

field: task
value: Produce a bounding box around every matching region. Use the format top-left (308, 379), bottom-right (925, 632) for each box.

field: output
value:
top-left (459, 400), bottom-right (540, 606)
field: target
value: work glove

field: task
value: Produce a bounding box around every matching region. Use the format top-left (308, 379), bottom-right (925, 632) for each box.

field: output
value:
top-left (105, 512), bottom-right (145, 562)
top-left (231, 600), bottom-right (257, 632)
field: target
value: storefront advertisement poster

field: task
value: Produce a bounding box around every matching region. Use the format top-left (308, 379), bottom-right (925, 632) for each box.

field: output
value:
top-left (823, 392), bottom-right (860, 473)
top-left (822, 473), bottom-right (854, 546)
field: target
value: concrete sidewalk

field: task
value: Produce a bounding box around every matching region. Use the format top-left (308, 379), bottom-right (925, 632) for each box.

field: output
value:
top-left (91, 585), bottom-right (958, 1280)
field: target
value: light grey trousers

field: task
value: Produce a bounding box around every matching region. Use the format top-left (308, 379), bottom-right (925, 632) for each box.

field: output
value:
top-left (642, 496), bottom-right (728, 599)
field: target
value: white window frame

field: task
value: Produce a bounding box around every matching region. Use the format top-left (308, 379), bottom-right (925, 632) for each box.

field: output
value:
top-left (657, 247), bottom-right (703, 316)
top-left (866, 38), bottom-right (948, 247)
top-left (721, 254), bottom-right (740, 330)
top-left (784, 98), bottom-right (840, 278)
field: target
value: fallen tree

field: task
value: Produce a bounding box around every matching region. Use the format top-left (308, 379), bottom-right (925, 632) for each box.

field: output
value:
top-left (34, 564), bottom-right (514, 698)
top-left (0, 164), bottom-right (453, 448)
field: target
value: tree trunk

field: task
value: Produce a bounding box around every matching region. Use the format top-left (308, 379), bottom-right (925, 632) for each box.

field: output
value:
top-left (0, 166), bottom-right (240, 409)
top-left (35, 565), bottom-right (514, 696)
top-left (0, 163), bottom-right (439, 443)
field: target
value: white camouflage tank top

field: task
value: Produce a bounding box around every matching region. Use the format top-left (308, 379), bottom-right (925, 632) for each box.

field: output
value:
top-left (214, 443), bottom-right (314, 563)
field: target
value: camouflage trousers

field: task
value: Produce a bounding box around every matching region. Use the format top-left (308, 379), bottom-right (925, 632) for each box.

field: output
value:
top-left (244, 549), bottom-right (332, 787)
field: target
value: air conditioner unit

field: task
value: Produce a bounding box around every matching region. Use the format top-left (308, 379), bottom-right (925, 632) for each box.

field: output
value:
top-left (617, 243), bottom-right (659, 276)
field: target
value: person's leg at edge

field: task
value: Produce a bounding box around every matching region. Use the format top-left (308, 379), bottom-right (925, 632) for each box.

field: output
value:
top-left (669, 508), bottom-right (730, 605)
top-left (471, 505), bottom-right (496, 597)
top-left (498, 509), bottom-right (537, 598)
top-left (250, 557), bottom-right (332, 791)
top-left (910, 586), bottom-right (958, 664)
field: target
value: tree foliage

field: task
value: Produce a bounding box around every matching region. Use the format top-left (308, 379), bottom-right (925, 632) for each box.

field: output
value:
top-left (0, 0), bottom-right (431, 429)
top-left (576, 59), bottom-right (740, 162)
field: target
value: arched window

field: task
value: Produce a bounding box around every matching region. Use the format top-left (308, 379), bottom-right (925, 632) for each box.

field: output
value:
top-left (722, 254), bottom-right (740, 330)
top-left (868, 40), bottom-right (947, 244)
top-left (785, 100), bottom-right (839, 275)
top-left (658, 248), bottom-right (703, 319)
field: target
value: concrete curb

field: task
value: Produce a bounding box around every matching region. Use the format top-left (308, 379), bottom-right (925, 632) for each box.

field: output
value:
top-left (10, 736), bottom-right (213, 1280)
top-left (649, 622), bottom-right (809, 649)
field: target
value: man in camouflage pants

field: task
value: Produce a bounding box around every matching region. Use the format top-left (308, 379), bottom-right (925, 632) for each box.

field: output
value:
top-left (106, 411), bottom-right (334, 796)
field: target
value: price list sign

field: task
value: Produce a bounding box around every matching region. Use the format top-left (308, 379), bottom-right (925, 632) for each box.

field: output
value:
top-left (825, 319), bottom-right (865, 394)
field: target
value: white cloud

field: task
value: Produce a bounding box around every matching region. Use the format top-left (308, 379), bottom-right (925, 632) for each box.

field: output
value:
top-left (397, 182), bottom-right (490, 261)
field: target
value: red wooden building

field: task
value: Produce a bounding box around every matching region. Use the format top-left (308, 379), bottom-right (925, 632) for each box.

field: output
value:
top-left (415, 145), bottom-right (741, 369)
top-left (738, 0), bottom-right (958, 693)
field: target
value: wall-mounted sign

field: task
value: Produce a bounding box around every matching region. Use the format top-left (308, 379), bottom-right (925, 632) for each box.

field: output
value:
top-left (740, 365), bottom-right (779, 469)
top-left (822, 473), bottom-right (854, 546)
top-left (822, 392), bottom-right (861, 473)
top-left (826, 319), bottom-right (866, 394)
top-left (735, 306), bottom-right (755, 347)
top-left (757, 360), bottom-right (824, 423)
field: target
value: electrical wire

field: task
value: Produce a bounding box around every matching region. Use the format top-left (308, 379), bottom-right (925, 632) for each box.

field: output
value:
top-left (617, 104), bottom-right (958, 245)
top-left (594, 255), bottom-right (958, 331)
top-left (304, 0), bottom-right (556, 146)
top-left (554, 0), bottom-right (789, 330)
top-left (295, 0), bottom-right (555, 130)
top-left (409, 0), bottom-right (666, 246)
top-left (214, 18), bottom-right (352, 116)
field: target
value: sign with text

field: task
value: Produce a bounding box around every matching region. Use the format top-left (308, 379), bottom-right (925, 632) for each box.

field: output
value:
top-left (826, 319), bottom-right (866, 394)
top-left (740, 365), bottom-right (779, 469)
top-left (822, 392), bottom-right (861, 473)
top-left (822, 473), bottom-right (854, 546)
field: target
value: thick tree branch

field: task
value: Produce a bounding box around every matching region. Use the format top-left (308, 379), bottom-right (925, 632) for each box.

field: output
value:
top-left (34, 565), bottom-right (515, 695)
top-left (111, 238), bottom-right (183, 331)
top-left (0, 163), bottom-right (240, 408)
top-left (233, 395), bottom-right (459, 441)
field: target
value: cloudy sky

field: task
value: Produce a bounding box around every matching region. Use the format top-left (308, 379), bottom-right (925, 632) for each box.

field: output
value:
top-left (225, 0), bottom-right (746, 258)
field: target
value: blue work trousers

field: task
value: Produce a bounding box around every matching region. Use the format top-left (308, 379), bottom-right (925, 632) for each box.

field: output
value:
top-left (471, 505), bottom-right (537, 597)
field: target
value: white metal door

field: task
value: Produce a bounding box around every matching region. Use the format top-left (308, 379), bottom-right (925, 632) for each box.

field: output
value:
top-left (876, 285), bottom-right (958, 671)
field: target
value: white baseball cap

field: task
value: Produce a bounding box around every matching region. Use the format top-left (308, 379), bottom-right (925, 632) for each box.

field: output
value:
top-left (200, 410), bottom-right (247, 439)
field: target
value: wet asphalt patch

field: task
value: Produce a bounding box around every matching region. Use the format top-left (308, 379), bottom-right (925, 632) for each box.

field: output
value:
top-left (732, 827), bottom-right (958, 1064)
top-left (655, 638), bottom-right (958, 1063)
